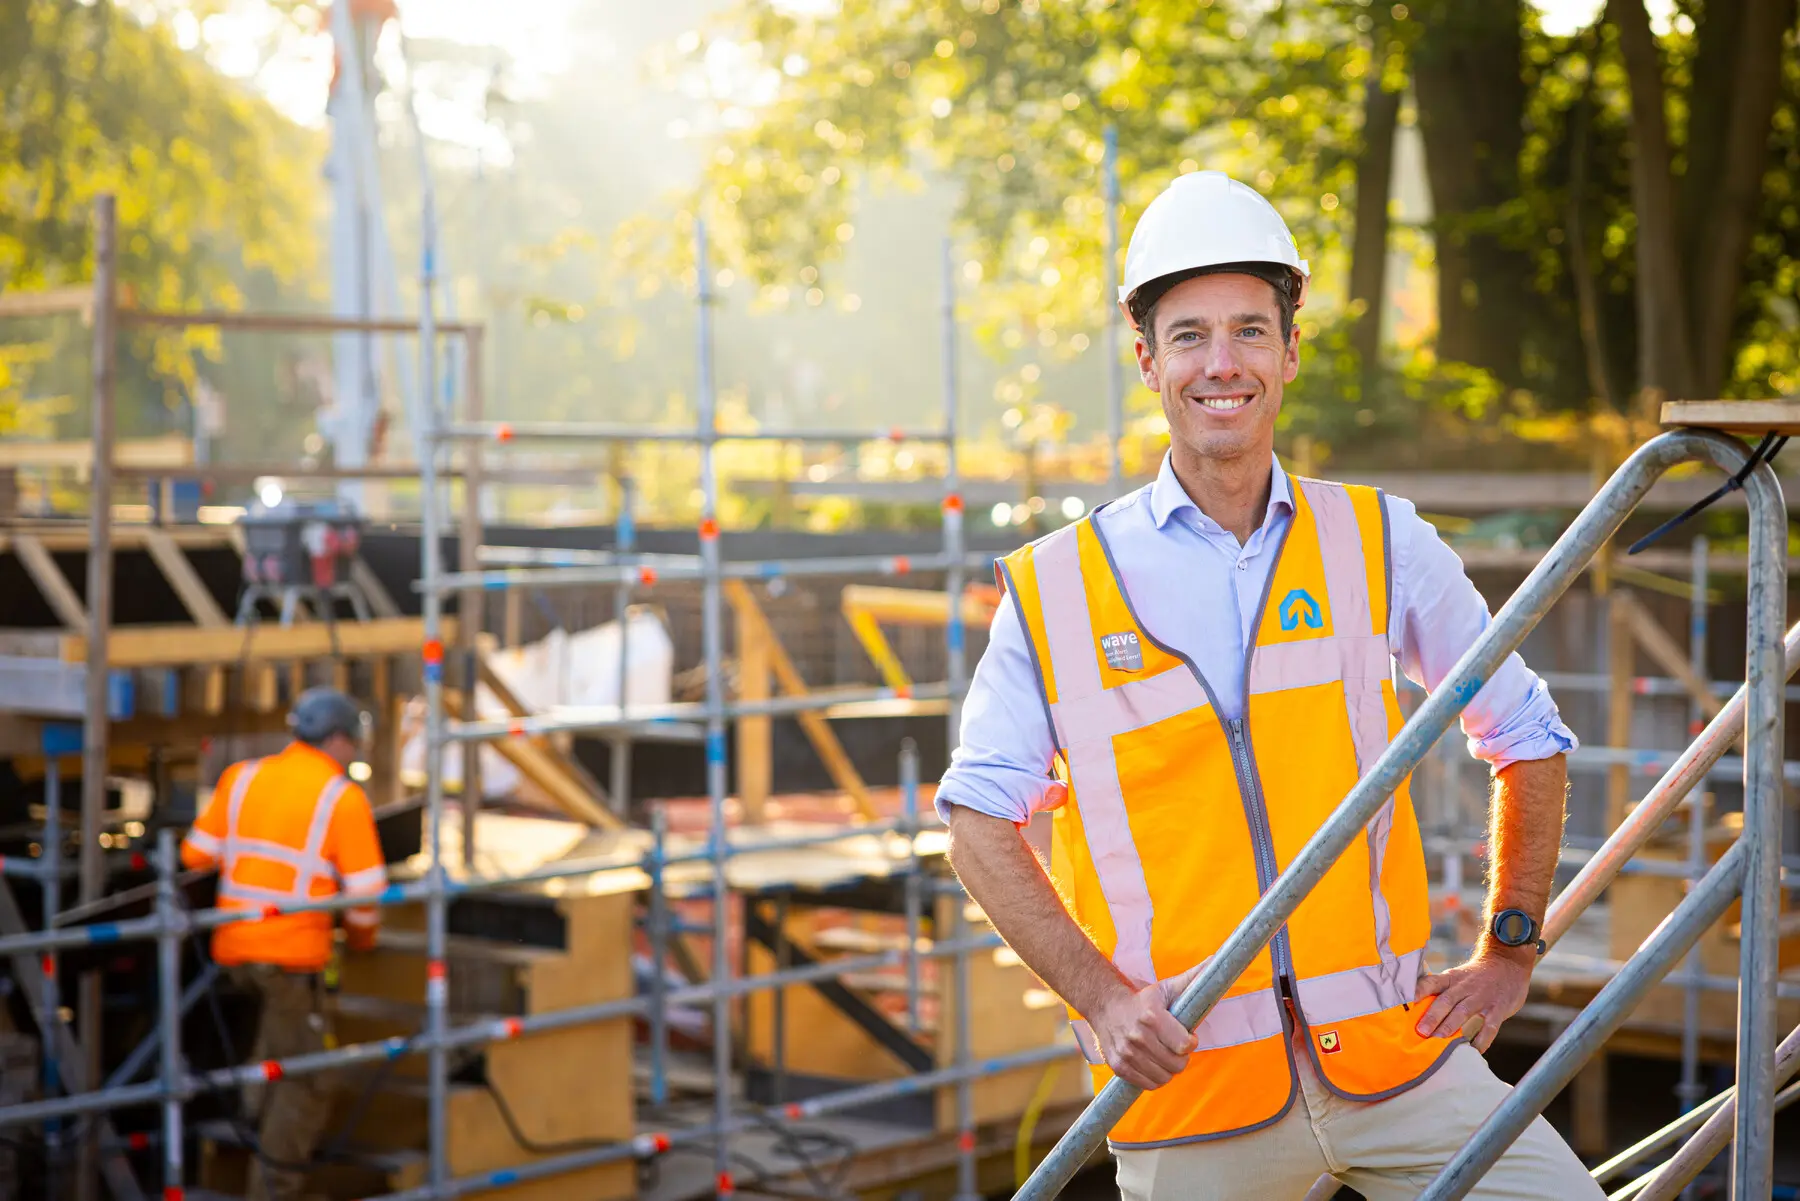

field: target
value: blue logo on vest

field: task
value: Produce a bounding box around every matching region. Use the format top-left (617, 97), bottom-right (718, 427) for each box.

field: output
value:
top-left (1278, 589), bottom-right (1323, 632)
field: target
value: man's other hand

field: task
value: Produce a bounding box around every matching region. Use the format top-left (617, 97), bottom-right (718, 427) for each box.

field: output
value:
top-left (1413, 949), bottom-right (1533, 1053)
top-left (1089, 980), bottom-right (1197, 1090)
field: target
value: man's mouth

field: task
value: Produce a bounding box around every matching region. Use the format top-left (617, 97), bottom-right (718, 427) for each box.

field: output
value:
top-left (1191, 394), bottom-right (1255, 412)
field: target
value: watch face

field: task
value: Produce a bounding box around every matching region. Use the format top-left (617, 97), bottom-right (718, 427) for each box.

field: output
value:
top-left (1494, 910), bottom-right (1533, 946)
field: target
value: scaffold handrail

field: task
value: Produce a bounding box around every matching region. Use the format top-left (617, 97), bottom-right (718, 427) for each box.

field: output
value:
top-left (1014, 428), bottom-right (1790, 1201)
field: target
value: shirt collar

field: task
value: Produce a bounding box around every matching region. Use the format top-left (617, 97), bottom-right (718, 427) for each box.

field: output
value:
top-left (1148, 451), bottom-right (1293, 533)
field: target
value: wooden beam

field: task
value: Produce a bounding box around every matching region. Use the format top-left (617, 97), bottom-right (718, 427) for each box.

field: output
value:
top-left (350, 556), bottom-right (402, 618)
top-left (1662, 399), bottom-right (1800, 436)
top-left (444, 685), bottom-right (619, 829)
top-left (13, 534), bottom-right (89, 632)
top-left (142, 529), bottom-right (229, 626)
top-left (1613, 590), bottom-right (1736, 750)
top-left (489, 737), bottom-right (619, 829)
top-left (737, 600), bottom-right (772, 823)
top-left (122, 309), bottom-right (479, 336)
top-left (54, 616), bottom-right (454, 668)
top-left (841, 583), bottom-right (999, 627)
top-left (1571, 1053), bottom-right (1609, 1159)
top-left (724, 580), bottom-right (874, 820)
top-left (474, 651), bottom-right (613, 806)
top-left (0, 434), bottom-right (193, 471)
top-left (0, 284), bottom-right (92, 319)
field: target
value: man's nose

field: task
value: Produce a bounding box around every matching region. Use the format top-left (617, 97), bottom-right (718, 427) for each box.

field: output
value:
top-left (1203, 334), bottom-right (1243, 380)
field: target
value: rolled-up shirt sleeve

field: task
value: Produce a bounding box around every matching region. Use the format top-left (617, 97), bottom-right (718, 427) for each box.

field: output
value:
top-left (1388, 496), bottom-right (1578, 772)
top-left (934, 590), bottom-right (1060, 825)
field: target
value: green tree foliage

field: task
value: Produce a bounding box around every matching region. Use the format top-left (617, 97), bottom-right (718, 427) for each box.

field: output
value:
top-left (651, 0), bottom-right (1800, 470)
top-left (0, 0), bottom-right (319, 434)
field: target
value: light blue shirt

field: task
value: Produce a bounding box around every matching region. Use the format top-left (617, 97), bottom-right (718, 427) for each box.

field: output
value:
top-left (937, 453), bottom-right (1578, 824)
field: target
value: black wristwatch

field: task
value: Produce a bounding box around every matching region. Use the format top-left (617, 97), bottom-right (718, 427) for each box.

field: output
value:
top-left (1490, 908), bottom-right (1546, 956)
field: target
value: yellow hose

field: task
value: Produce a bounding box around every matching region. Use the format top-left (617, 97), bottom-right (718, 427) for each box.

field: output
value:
top-left (1014, 1061), bottom-right (1065, 1187)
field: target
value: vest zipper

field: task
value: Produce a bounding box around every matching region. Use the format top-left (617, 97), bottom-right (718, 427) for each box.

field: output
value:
top-left (1228, 719), bottom-right (1298, 995)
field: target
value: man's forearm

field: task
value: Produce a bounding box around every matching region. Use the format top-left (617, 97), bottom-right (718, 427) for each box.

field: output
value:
top-left (945, 806), bottom-right (1131, 1016)
top-left (1479, 754), bottom-right (1568, 961)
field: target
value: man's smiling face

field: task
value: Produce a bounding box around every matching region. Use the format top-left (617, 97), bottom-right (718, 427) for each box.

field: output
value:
top-left (1135, 272), bottom-right (1300, 467)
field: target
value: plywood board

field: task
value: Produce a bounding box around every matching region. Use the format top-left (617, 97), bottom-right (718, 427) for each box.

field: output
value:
top-left (933, 898), bottom-right (1087, 1129)
top-left (445, 1084), bottom-right (635, 1201)
top-left (1662, 399), bottom-right (1800, 435)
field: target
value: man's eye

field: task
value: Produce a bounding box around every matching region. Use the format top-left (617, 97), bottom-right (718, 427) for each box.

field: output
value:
top-left (1239, 327), bottom-right (1265, 338)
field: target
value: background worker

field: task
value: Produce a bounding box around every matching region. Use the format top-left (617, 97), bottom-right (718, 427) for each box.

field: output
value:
top-left (938, 171), bottom-right (1604, 1200)
top-left (180, 687), bottom-right (389, 1201)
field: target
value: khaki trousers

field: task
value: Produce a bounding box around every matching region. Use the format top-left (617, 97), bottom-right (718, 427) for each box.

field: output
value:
top-left (1114, 1029), bottom-right (1604, 1200)
top-left (228, 964), bottom-right (336, 1201)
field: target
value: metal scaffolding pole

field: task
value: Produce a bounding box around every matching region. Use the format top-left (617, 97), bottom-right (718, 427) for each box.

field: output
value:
top-left (43, 756), bottom-right (63, 1201)
top-left (611, 474), bottom-right (637, 817)
top-left (951, 886), bottom-right (978, 1200)
top-left (1676, 536), bottom-right (1709, 1130)
top-left (413, 125), bottom-right (451, 1197)
top-left (155, 829), bottom-right (184, 1197)
top-left (942, 237), bottom-right (967, 748)
top-left (901, 739), bottom-right (923, 1033)
top-left (646, 806), bottom-right (669, 1109)
top-left (78, 191), bottom-right (118, 1201)
top-left (1102, 124), bottom-right (1123, 494)
top-left (693, 219), bottom-right (736, 1195)
top-left (1733, 470), bottom-right (1787, 1197)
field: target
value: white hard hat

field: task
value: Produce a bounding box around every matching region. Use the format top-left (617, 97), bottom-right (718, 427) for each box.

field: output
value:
top-left (1118, 170), bottom-right (1311, 328)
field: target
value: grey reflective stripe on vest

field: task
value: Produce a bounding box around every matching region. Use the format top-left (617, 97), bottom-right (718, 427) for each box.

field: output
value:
top-left (1069, 986), bottom-right (1284, 1065)
top-left (1034, 526), bottom-right (1158, 989)
top-left (1295, 479), bottom-right (1404, 999)
top-left (1294, 946), bottom-right (1426, 1025)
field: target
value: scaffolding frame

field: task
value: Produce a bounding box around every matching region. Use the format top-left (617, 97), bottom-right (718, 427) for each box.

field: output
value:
top-left (3, 196), bottom-right (1073, 1201)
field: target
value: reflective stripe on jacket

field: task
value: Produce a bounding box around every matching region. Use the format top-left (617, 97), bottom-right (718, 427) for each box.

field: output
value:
top-left (999, 475), bottom-right (1454, 1149)
top-left (181, 741), bottom-right (387, 971)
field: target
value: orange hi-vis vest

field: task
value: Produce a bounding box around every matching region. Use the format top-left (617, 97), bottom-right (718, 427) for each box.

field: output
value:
top-left (999, 475), bottom-right (1454, 1148)
top-left (181, 741), bottom-right (388, 972)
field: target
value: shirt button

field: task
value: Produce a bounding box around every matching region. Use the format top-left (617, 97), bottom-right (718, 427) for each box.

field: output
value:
top-left (1236, 560), bottom-right (1248, 571)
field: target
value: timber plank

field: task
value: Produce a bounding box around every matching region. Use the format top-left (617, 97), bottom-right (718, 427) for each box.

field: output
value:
top-left (1662, 399), bottom-right (1800, 435)
top-left (54, 616), bottom-right (455, 667)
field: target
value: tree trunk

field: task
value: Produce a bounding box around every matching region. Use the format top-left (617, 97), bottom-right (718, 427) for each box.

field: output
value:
top-left (1565, 37), bottom-right (1617, 412)
top-left (1687, 0), bottom-right (1797, 395)
top-left (1607, 0), bottom-right (1696, 401)
top-left (1348, 34), bottom-right (1401, 388)
top-left (1677, 0), bottom-right (1745, 261)
top-left (1410, 0), bottom-right (1532, 385)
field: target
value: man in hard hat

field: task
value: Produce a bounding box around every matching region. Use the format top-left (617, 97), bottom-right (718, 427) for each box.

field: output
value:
top-left (181, 687), bottom-right (389, 1201)
top-left (938, 171), bottom-right (1602, 1198)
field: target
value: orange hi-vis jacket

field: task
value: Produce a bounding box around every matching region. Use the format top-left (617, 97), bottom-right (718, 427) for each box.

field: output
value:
top-left (181, 741), bottom-right (388, 972)
top-left (999, 475), bottom-right (1454, 1149)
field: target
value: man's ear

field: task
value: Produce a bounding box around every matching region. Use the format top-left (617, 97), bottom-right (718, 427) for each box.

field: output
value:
top-left (1135, 335), bottom-right (1159, 391)
top-left (1283, 323), bottom-right (1301, 384)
